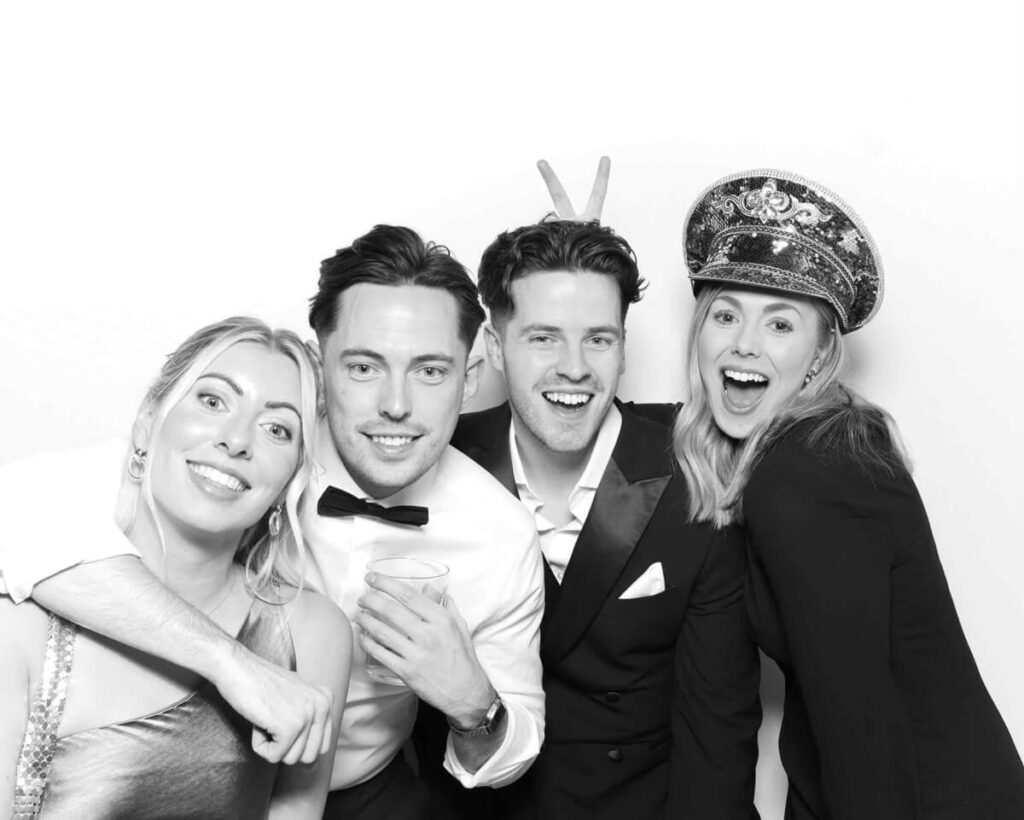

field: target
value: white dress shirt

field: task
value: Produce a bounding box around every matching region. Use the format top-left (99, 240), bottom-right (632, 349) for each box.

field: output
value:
top-left (509, 404), bottom-right (621, 583)
top-left (0, 425), bottom-right (545, 790)
top-left (302, 422), bottom-right (544, 789)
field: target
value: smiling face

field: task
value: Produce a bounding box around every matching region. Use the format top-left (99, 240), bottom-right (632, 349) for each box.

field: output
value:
top-left (487, 270), bottom-right (625, 458)
top-left (147, 341), bottom-right (303, 545)
top-left (319, 283), bottom-right (479, 499)
top-left (697, 287), bottom-right (824, 439)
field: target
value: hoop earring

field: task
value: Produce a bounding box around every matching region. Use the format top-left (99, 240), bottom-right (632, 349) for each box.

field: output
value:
top-left (268, 505), bottom-right (283, 538)
top-left (127, 448), bottom-right (148, 481)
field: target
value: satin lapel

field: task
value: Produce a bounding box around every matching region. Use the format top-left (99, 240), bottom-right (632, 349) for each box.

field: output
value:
top-left (474, 439), bottom-right (516, 497)
top-left (454, 403), bottom-right (517, 497)
top-left (541, 458), bottom-right (671, 664)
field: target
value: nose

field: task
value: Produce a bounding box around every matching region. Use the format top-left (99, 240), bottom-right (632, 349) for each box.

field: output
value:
top-left (555, 341), bottom-right (591, 382)
top-left (732, 320), bottom-right (761, 357)
top-left (217, 415), bottom-right (253, 459)
top-left (378, 373), bottom-right (411, 421)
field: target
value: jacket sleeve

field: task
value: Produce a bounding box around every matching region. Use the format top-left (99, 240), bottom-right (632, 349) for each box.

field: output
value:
top-left (743, 437), bottom-right (919, 820)
top-left (0, 440), bottom-right (138, 601)
top-left (668, 523), bottom-right (761, 819)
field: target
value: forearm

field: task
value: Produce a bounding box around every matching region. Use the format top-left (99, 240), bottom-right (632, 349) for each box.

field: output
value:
top-left (31, 555), bottom-right (237, 681)
top-left (443, 674), bottom-right (544, 787)
top-left (448, 682), bottom-right (505, 774)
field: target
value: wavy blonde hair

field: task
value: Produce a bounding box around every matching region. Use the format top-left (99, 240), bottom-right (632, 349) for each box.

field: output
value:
top-left (115, 316), bottom-right (322, 597)
top-left (673, 285), bottom-right (907, 527)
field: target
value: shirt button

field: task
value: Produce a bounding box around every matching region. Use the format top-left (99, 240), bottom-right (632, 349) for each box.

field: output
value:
top-left (605, 691), bottom-right (621, 703)
top-left (607, 749), bottom-right (623, 762)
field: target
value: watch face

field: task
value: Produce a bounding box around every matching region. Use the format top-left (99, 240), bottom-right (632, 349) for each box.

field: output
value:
top-left (450, 696), bottom-right (506, 737)
top-left (485, 699), bottom-right (507, 733)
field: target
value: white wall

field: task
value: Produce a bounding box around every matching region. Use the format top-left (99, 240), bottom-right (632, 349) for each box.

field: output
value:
top-left (2, 2), bottom-right (1021, 815)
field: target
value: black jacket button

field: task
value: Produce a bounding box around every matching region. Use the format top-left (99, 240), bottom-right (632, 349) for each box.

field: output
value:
top-left (607, 749), bottom-right (623, 762)
top-left (605, 691), bottom-right (621, 703)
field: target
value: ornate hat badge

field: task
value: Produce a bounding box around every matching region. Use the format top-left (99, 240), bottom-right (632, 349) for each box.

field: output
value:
top-left (683, 169), bottom-right (882, 332)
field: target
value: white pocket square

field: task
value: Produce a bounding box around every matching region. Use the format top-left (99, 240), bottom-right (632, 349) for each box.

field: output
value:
top-left (618, 562), bottom-right (665, 600)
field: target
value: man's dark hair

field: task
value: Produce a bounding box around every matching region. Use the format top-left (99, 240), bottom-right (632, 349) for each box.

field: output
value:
top-left (477, 220), bottom-right (645, 326)
top-left (308, 224), bottom-right (485, 350)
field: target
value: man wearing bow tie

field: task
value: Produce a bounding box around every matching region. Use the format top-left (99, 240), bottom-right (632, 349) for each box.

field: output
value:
top-left (0, 225), bottom-right (545, 820)
top-left (415, 216), bottom-right (760, 819)
top-left (303, 225), bottom-right (544, 818)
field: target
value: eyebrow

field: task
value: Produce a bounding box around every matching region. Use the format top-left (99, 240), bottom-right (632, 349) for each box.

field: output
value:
top-left (519, 323), bottom-right (623, 337)
top-left (715, 296), bottom-right (801, 314)
top-left (340, 348), bottom-right (458, 367)
top-left (197, 373), bottom-right (300, 418)
top-left (198, 373), bottom-right (243, 395)
top-left (265, 401), bottom-right (301, 418)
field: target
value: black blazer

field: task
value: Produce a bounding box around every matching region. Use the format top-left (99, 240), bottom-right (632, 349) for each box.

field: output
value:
top-left (743, 420), bottom-right (1024, 820)
top-left (415, 401), bottom-right (760, 820)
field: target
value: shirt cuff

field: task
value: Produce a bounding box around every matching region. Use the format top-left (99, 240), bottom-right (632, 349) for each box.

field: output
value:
top-left (1, 524), bottom-right (140, 603)
top-left (0, 439), bottom-right (135, 602)
top-left (442, 695), bottom-right (543, 788)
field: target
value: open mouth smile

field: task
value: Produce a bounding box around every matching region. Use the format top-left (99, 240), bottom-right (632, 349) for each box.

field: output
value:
top-left (187, 462), bottom-right (250, 492)
top-left (721, 368), bottom-right (770, 412)
top-left (363, 432), bottom-right (421, 454)
top-left (542, 391), bottom-right (593, 410)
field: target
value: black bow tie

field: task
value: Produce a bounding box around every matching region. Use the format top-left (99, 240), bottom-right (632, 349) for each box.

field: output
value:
top-left (317, 486), bottom-right (429, 527)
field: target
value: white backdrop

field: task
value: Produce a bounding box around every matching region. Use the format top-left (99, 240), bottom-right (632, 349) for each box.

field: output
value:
top-left (2, 2), bottom-right (1021, 815)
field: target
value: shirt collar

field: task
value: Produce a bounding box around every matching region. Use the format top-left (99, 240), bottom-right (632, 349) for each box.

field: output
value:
top-left (509, 403), bottom-right (622, 497)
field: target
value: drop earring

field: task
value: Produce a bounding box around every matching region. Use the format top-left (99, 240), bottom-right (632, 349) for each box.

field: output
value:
top-left (268, 505), bottom-right (283, 538)
top-left (127, 448), bottom-right (148, 481)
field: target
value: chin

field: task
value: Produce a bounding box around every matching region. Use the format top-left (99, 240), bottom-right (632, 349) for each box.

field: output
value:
top-left (547, 430), bottom-right (597, 455)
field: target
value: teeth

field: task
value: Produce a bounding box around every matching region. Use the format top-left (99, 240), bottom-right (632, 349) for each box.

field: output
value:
top-left (189, 463), bottom-right (247, 492)
top-left (724, 369), bottom-right (768, 384)
top-left (543, 392), bottom-right (591, 407)
top-left (371, 436), bottom-right (414, 447)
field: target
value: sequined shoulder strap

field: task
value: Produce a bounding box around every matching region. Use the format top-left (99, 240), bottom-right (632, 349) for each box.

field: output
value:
top-left (13, 614), bottom-right (77, 820)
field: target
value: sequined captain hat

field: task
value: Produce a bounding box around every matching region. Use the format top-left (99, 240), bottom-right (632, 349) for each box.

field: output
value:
top-left (684, 169), bottom-right (883, 332)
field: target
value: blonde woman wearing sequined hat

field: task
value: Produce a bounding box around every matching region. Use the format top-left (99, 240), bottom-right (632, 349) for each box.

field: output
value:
top-left (674, 170), bottom-right (1024, 819)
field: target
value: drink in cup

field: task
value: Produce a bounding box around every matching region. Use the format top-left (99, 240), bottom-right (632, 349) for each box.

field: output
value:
top-left (363, 556), bottom-right (449, 686)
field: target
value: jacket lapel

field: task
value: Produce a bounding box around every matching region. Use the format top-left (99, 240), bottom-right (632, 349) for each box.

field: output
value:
top-left (541, 403), bottom-right (674, 664)
top-left (452, 403), bottom-right (517, 496)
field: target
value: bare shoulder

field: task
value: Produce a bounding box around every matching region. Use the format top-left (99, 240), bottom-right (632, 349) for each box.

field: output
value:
top-left (0, 597), bottom-right (51, 689)
top-left (0, 597), bottom-right (50, 652)
top-left (287, 586), bottom-right (350, 638)
top-left (280, 587), bottom-right (351, 705)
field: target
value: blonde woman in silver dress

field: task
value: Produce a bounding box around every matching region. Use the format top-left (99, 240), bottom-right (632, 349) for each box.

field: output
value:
top-left (0, 317), bottom-right (352, 819)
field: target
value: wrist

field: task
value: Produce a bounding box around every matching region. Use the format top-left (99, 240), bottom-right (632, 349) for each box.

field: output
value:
top-left (447, 687), bottom-right (504, 736)
top-left (196, 626), bottom-right (246, 683)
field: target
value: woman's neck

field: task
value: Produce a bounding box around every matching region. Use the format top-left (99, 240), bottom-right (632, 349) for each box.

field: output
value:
top-left (125, 499), bottom-right (244, 613)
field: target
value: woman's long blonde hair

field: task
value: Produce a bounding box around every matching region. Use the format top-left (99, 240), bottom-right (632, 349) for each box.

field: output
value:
top-left (673, 285), bottom-right (907, 527)
top-left (115, 317), bottom-right (322, 597)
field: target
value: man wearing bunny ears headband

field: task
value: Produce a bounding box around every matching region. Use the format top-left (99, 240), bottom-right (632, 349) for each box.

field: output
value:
top-left (415, 160), bottom-right (760, 820)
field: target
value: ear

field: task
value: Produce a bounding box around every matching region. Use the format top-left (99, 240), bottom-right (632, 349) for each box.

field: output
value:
top-left (482, 322), bottom-right (505, 374)
top-left (461, 355), bottom-right (484, 408)
top-left (131, 403), bottom-right (157, 451)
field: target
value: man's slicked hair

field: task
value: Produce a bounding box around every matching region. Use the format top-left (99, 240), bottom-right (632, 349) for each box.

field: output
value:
top-left (477, 220), bottom-right (645, 325)
top-left (309, 224), bottom-right (485, 351)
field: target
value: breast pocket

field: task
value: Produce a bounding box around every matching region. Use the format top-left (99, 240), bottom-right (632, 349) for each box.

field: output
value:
top-left (601, 587), bottom-right (680, 618)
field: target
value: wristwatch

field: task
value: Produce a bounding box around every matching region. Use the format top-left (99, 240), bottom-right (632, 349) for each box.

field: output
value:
top-left (447, 694), bottom-right (506, 738)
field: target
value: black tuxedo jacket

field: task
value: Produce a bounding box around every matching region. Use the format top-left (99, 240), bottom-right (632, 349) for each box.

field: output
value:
top-left (415, 401), bottom-right (760, 820)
